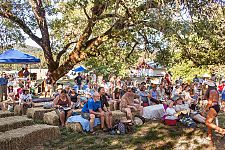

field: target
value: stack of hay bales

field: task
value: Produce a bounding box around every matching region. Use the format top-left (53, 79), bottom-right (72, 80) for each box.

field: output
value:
top-left (43, 111), bottom-right (60, 126)
top-left (0, 110), bottom-right (14, 118)
top-left (0, 124), bottom-right (60, 150)
top-left (0, 116), bottom-right (33, 132)
top-left (66, 122), bottom-right (83, 133)
top-left (27, 107), bottom-right (53, 121)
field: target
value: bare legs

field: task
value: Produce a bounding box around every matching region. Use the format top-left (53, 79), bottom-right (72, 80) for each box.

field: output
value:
top-left (59, 110), bottom-right (72, 127)
top-left (105, 111), bottom-right (113, 129)
top-left (89, 112), bottom-right (105, 132)
top-left (205, 108), bottom-right (225, 140)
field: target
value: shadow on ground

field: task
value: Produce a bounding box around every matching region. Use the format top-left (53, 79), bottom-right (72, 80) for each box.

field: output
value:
top-left (31, 113), bottom-right (225, 150)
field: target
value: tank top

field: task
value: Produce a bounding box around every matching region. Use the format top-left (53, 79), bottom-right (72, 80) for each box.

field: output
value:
top-left (69, 93), bottom-right (78, 103)
top-left (57, 96), bottom-right (70, 107)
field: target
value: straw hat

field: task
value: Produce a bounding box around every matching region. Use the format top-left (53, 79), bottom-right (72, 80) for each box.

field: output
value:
top-left (56, 85), bottom-right (63, 90)
top-left (151, 80), bottom-right (160, 85)
top-left (205, 81), bottom-right (216, 87)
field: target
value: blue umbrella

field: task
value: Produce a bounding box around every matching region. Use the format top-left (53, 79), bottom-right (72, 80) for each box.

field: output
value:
top-left (72, 66), bottom-right (86, 73)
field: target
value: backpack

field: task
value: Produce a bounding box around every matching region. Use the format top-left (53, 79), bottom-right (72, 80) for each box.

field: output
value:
top-left (180, 115), bottom-right (197, 128)
top-left (117, 122), bottom-right (126, 135)
top-left (113, 119), bottom-right (134, 135)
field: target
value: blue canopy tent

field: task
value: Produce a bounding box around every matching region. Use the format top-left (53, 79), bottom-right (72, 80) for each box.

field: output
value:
top-left (72, 66), bottom-right (86, 73)
top-left (0, 48), bottom-right (40, 64)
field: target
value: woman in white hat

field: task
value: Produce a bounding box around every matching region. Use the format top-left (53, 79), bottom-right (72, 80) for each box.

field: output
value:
top-left (203, 81), bottom-right (225, 141)
top-left (19, 87), bottom-right (33, 114)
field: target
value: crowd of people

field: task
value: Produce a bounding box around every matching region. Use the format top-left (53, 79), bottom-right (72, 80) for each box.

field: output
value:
top-left (48, 72), bottom-right (225, 140)
top-left (1, 70), bottom-right (225, 140)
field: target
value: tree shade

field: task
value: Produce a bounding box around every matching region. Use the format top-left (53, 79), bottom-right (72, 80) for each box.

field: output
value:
top-left (0, 49), bottom-right (40, 64)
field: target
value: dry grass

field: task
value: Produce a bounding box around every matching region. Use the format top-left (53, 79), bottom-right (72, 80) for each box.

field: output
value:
top-left (33, 113), bottom-right (225, 150)
top-left (0, 116), bottom-right (33, 132)
top-left (0, 124), bottom-right (60, 150)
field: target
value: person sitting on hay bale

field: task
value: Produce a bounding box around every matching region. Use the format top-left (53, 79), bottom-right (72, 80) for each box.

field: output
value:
top-left (81, 92), bottom-right (106, 134)
top-left (53, 89), bottom-right (73, 127)
top-left (98, 87), bottom-right (113, 132)
top-left (120, 87), bottom-right (143, 122)
top-left (1, 85), bottom-right (17, 111)
top-left (19, 87), bottom-right (33, 114)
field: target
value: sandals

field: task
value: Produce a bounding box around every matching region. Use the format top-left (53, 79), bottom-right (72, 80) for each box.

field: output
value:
top-left (215, 128), bottom-right (225, 135)
top-left (89, 130), bottom-right (96, 135)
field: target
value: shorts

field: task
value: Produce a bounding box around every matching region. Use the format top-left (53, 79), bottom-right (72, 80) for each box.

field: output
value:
top-left (58, 108), bottom-right (71, 116)
top-left (209, 105), bottom-right (220, 114)
top-left (81, 112), bottom-right (101, 120)
top-left (81, 112), bottom-right (90, 120)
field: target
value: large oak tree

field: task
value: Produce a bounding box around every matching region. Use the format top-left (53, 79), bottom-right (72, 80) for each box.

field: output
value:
top-left (0, 0), bottom-right (170, 82)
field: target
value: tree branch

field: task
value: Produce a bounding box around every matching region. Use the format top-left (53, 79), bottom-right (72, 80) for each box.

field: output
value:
top-left (0, 11), bottom-right (42, 45)
top-left (126, 42), bottom-right (139, 60)
top-left (29, 0), bottom-right (50, 46)
top-left (83, 7), bottom-right (90, 20)
top-left (56, 41), bottom-right (77, 61)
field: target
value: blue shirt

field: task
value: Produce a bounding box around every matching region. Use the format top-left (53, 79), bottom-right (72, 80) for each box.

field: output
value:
top-left (82, 98), bottom-right (101, 113)
top-left (0, 77), bottom-right (8, 86)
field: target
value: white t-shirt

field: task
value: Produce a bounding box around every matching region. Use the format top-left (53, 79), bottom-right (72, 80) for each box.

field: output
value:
top-left (165, 107), bottom-right (177, 120)
top-left (19, 94), bottom-right (32, 103)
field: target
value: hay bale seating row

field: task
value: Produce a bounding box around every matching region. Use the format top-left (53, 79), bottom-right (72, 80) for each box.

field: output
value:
top-left (27, 108), bottom-right (53, 121)
top-left (0, 111), bottom-right (14, 118)
top-left (0, 116), bottom-right (33, 132)
top-left (44, 110), bottom-right (126, 127)
top-left (0, 124), bottom-right (60, 150)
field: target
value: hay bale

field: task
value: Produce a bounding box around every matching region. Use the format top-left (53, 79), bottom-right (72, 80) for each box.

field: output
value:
top-left (14, 105), bottom-right (22, 116)
top-left (0, 110), bottom-right (14, 118)
top-left (27, 108), bottom-right (53, 121)
top-left (66, 122), bottom-right (83, 133)
top-left (0, 124), bottom-right (60, 150)
top-left (43, 111), bottom-right (60, 126)
top-left (0, 116), bottom-right (33, 132)
top-left (112, 110), bottom-right (126, 124)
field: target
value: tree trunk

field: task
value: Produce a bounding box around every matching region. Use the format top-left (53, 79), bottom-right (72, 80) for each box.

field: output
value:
top-left (49, 51), bottom-right (87, 83)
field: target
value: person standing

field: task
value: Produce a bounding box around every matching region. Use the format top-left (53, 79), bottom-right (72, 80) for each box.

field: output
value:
top-left (74, 73), bottom-right (83, 90)
top-left (203, 81), bottom-right (225, 141)
top-left (45, 74), bottom-right (53, 97)
top-left (18, 68), bottom-right (24, 78)
top-left (0, 73), bottom-right (8, 101)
